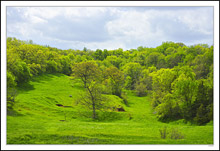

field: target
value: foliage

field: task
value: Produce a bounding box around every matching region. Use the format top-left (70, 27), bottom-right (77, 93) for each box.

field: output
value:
top-left (104, 66), bottom-right (124, 97)
top-left (71, 61), bottom-right (101, 88)
top-left (122, 62), bottom-right (143, 90)
top-left (172, 71), bottom-right (198, 120)
top-left (6, 37), bottom-right (213, 125)
top-left (135, 82), bottom-right (148, 97)
top-left (169, 128), bottom-right (184, 139)
top-left (155, 93), bottom-right (181, 121)
top-left (151, 65), bottom-right (212, 123)
top-left (159, 127), bottom-right (168, 139)
top-left (159, 127), bottom-right (184, 140)
top-left (76, 82), bottom-right (107, 119)
top-left (7, 71), bottom-right (17, 110)
top-left (72, 61), bottom-right (104, 119)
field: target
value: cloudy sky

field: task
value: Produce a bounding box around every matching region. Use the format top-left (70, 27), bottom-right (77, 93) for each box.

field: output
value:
top-left (7, 7), bottom-right (213, 50)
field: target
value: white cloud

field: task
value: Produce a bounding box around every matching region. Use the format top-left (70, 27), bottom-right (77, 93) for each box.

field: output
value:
top-left (177, 8), bottom-right (213, 35)
top-left (7, 7), bottom-right (213, 50)
top-left (30, 16), bottom-right (47, 24)
top-left (22, 7), bottom-right (62, 19)
top-left (65, 7), bottom-right (107, 18)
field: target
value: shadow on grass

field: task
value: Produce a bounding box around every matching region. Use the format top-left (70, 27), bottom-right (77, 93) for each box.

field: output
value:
top-left (7, 134), bottom-right (107, 144)
top-left (7, 109), bottom-right (24, 116)
top-left (7, 133), bottom-right (160, 144)
top-left (75, 110), bottom-right (125, 122)
top-left (17, 74), bottom-right (65, 92)
top-left (31, 73), bottom-right (62, 83)
top-left (17, 82), bottom-right (35, 92)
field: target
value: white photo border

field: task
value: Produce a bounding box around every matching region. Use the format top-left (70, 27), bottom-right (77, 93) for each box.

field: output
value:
top-left (1, 1), bottom-right (219, 150)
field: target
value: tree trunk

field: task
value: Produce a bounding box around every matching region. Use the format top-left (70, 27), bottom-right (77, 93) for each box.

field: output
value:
top-left (84, 81), bottom-right (87, 88)
top-left (92, 102), bottom-right (96, 119)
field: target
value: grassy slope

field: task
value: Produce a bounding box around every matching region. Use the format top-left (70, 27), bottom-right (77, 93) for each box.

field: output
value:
top-left (7, 74), bottom-right (213, 144)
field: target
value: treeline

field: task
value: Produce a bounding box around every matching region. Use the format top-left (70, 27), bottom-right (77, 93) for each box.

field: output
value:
top-left (7, 37), bottom-right (213, 124)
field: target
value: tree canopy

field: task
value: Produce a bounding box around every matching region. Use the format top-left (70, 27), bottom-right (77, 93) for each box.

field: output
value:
top-left (6, 37), bottom-right (213, 124)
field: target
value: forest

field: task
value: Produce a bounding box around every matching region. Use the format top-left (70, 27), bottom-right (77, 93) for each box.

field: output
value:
top-left (6, 37), bottom-right (213, 144)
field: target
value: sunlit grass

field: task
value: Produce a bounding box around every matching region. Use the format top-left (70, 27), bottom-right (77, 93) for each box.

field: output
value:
top-left (7, 74), bottom-right (213, 144)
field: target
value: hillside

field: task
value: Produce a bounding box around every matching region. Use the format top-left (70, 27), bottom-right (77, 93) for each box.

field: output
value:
top-left (7, 74), bottom-right (213, 144)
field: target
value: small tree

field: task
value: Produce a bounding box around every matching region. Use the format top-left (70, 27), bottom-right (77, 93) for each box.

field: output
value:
top-left (71, 61), bottom-right (101, 88)
top-left (77, 81), bottom-right (108, 119)
top-left (72, 61), bottom-right (106, 119)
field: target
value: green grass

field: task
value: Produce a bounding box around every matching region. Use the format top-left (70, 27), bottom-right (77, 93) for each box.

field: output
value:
top-left (7, 73), bottom-right (213, 144)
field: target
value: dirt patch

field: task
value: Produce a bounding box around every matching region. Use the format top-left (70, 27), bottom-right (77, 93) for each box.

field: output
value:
top-left (56, 104), bottom-right (72, 108)
top-left (116, 107), bottom-right (125, 112)
top-left (56, 104), bottom-right (63, 107)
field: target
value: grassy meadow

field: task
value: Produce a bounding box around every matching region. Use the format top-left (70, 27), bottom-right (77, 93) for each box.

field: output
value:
top-left (7, 73), bottom-right (213, 144)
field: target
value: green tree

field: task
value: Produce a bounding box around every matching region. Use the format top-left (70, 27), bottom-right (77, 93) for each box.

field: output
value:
top-left (150, 68), bottom-right (176, 93)
top-left (93, 49), bottom-right (104, 61)
top-left (156, 41), bottom-right (180, 54)
top-left (103, 49), bottom-right (109, 59)
top-left (60, 56), bottom-right (71, 75)
top-left (104, 56), bottom-right (123, 69)
top-left (172, 72), bottom-right (198, 120)
top-left (135, 82), bottom-right (148, 97)
top-left (194, 104), bottom-right (209, 125)
top-left (72, 61), bottom-right (101, 88)
top-left (77, 81), bottom-right (107, 119)
top-left (28, 63), bottom-right (42, 76)
top-left (145, 52), bottom-right (166, 68)
top-left (72, 61), bottom-right (107, 119)
top-left (122, 62), bottom-right (143, 90)
top-left (155, 93), bottom-right (181, 121)
top-left (104, 66), bottom-right (124, 97)
top-left (46, 60), bottom-right (58, 73)
top-left (192, 47), bottom-right (213, 79)
top-left (191, 78), bottom-right (213, 123)
top-left (7, 71), bottom-right (17, 110)
top-left (150, 68), bottom-right (176, 108)
top-left (165, 51), bottom-right (185, 68)
top-left (139, 66), bottom-right (157, 90)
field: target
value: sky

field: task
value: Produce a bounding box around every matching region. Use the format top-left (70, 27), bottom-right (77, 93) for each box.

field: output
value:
top-left (7, 7), bottom-right (214, 50)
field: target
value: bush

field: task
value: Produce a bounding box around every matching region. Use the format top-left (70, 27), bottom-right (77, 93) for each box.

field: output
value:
top-left (135, 83), bottom-right (148, 97)
top-left (159, 127), bottom-right (168, 139)
top-left (7, 88), bottom-right (17, 111)
top-left (170, 128), bottom-right (184, 139)
top-left (193, 104), bottom-right (209, 125)
top-left (155, 93), bottom-right (182, 122)
top-left (120, 91), bottom-right (129, 106)
top-left (159, 127), bottom-right (184, 139)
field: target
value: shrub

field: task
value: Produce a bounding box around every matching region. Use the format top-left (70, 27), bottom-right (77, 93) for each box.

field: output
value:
top-left (159, 127), bottom-right (184, 140)
top-left (135, 83), bottom-right (148, 97)
top-left (193, 104), bottom-right (209, 125)
top-left (159, 127), bottom-right (168, 139)
top-left (120, 91), bottom-right (129, 106)
top-left (155, 93), bottom-right (182, 122)
top-left (170, 128), bottom-right (184, 139)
